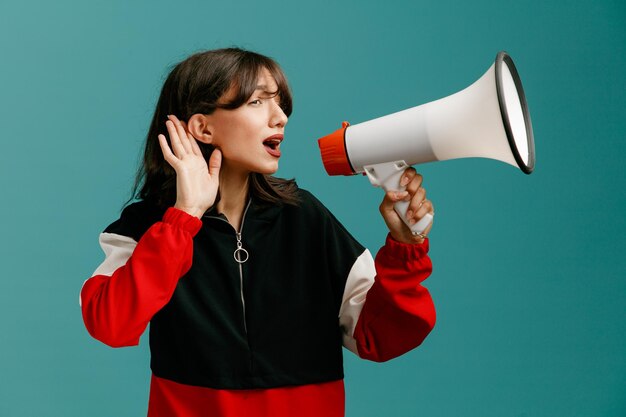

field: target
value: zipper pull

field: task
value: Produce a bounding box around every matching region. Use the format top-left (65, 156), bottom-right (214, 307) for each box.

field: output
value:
top-left (234, 232), bottom-right (249, 264)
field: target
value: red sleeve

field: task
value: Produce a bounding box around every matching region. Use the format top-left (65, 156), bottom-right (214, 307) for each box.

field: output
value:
top-left (353, 234), bottom-right (436, 362)
top-left (80, 207), bottom-right (202, 348)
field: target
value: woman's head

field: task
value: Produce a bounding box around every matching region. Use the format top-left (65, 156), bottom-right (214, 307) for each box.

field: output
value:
top-left (135, 48), bottom-right (299, 207)
top-left (187, 66), bottom-right (288, 176)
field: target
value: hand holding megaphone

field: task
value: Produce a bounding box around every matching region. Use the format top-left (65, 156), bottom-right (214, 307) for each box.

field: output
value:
top-left (318, 51), bottom-right (535, 236)
top-left (366, 158), bottom-right (435, 235)
top-left (378, 165), bottom-right (435, 242)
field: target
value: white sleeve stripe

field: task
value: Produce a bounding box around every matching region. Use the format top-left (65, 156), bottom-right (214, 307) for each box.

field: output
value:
top-left (92, 233), bottom-right (138, 276)
top-left (79, 233), bottom-right (138, 307)
top-left (338, 249), bottom-right (376, 355)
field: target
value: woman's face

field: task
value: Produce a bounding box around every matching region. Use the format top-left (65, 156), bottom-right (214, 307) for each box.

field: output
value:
top-left (207, 68), bottom-right (288, 176)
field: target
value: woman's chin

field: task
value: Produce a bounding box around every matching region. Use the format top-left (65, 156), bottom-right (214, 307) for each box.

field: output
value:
top-left (220, 158), bottom-right (279, 177)
top-left (255, 160), bottom-right (280, 175)
top-left (258, 164), bottom-right (279, 175)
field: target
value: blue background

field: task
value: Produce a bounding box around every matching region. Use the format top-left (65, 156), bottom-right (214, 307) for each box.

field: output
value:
top-left (1, 0), bottom-right (625, 416)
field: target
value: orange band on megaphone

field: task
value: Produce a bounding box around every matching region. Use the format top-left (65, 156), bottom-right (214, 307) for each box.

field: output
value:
top-left (318, 121), bottom-right (355, 176)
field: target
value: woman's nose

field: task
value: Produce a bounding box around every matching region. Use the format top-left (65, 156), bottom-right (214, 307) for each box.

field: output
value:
top-left (270, 102), bottom-right (288, 128)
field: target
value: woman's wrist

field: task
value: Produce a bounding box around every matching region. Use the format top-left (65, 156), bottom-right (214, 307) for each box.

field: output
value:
top-left (390, 231), bottom-right (426, 245)
top-left (173, 204), bottom-right (206, 219)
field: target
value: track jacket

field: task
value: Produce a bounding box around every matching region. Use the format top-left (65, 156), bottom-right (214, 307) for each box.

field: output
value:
top-left (80, 188), bottom-right (436, 417)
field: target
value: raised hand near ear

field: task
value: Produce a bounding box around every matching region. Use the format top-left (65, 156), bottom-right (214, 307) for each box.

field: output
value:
top-left (158, 115), bottom-right (222, 218)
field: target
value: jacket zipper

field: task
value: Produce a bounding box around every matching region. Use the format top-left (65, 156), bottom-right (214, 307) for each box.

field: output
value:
top-left (204, 200), bottom-right (252, 335)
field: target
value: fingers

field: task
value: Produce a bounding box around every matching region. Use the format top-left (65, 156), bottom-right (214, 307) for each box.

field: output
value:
top-left (208, 148), bottom-right (222, 177)
top-left (405, 174), bottom-right (422, 197)
top-left (416, 199), bottom-right (434, 220)
top-left (165, 115), bottom-right (195, 157)
top-left (177, 118), bottom-right (204, 156)
top-left (379, 168), bottom-right (435, 244)
top-left (400, 167), bottom-right (421, 190)
top-left (174, 116), bottom-right (194, 154)
top-left (406, 187), bottom-right (426, 223)
top-left (187, 128), bottom-right (204, 156)
top-left (161, 115), bottom-right (205, 166)
top-left (402, 169), bottom-right (426, 223)
top-left (158, 134), bottom-right (177, 167)
top-left (407, 193), bottom-right (434, 226)
top-left (379, 190), bottom-right (409, 215)
top-left (393, 168), bottom-right (435, 223)
top-left (165, 118), bottom-right (186, 157)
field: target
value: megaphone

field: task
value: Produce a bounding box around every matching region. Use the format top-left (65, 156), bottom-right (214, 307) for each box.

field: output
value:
top-left (318, 51), bottom-right (535, 235)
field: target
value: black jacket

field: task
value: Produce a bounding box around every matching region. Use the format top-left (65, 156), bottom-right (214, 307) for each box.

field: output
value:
top-left (93, 189), bottom-right (365, 389)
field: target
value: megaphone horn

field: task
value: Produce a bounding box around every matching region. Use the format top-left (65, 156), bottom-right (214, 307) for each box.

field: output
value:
top-left (318, 51), bottom-right (536, 234)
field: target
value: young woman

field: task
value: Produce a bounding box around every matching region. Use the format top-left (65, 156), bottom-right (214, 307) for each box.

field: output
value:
top-left (80, 48), bottom-right (436, 417)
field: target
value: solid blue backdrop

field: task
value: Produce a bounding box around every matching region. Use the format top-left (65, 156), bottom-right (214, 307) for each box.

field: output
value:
top-left (1, 0), bottom-right (624, 416)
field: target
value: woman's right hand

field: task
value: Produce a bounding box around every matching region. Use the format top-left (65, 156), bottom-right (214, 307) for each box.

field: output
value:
top-left (158, 114), bottom-right (222, 218)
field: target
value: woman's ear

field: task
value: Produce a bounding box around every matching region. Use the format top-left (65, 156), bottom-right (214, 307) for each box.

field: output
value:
top-left (187, 114), bottom-right (214, 144)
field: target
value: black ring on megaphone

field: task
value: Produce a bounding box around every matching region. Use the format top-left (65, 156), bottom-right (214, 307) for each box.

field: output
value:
top-left (495, 51), bottom-right (536, 174)
top-left (343, 125), bottom-right (357, 174)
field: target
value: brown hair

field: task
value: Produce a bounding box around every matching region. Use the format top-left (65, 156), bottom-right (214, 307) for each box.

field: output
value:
top-left (131, 47), bottom-right (299, 208)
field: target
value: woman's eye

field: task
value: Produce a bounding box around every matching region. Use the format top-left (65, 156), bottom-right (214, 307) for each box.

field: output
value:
top-left (249, 99), bottom-right (263, 105)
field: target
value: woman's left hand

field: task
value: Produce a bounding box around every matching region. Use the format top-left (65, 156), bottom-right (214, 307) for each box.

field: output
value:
top-left (379, 167), bottom-right (434, 244)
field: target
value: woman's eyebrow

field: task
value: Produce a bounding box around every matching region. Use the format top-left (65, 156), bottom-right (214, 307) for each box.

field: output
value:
top-left (254, 86), bottom-right (279, 96)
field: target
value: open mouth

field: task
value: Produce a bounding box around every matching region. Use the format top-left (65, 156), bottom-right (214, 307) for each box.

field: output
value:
top-left (263, 138), bottom-right (282, 150)
top-left (263, 135), bottom-right (283, 157)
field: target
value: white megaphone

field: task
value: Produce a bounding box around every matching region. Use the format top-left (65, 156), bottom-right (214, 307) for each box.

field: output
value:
top-left (318, 51), bottom-right (535, 235)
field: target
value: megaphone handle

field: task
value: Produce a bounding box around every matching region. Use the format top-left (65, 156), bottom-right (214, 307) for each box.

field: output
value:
top-left (392, 199), bottom-right (433, 235)
top-left (363, 161), bottom-right (434, 235)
